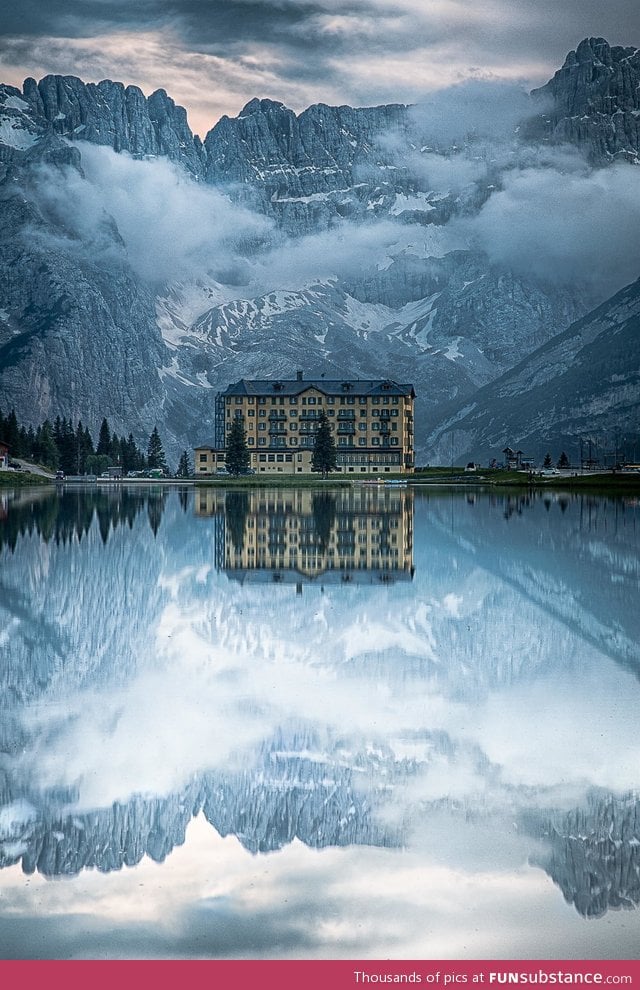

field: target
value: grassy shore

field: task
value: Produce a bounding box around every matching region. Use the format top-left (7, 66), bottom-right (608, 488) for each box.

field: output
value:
top-left (0, 471), bottom-right (51, 488)
top-left (412, 467), bottom-right (640, 493)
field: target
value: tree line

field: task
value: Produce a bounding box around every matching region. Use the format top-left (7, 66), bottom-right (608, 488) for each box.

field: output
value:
top-left (0, 408), bottom-right (192, 477)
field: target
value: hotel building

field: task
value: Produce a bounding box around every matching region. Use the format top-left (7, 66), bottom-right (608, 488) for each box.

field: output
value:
top-left (195, 373), bottom-right (415, 476)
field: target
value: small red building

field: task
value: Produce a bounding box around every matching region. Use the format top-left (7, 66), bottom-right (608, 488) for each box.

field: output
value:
top-left (0, 440), bottom-right (9, 470)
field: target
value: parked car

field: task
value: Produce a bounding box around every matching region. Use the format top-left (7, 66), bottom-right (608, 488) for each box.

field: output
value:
top-left (55, 469), bottom-right (65, 481)
top-left (9, 460), bottom-right (21, 469)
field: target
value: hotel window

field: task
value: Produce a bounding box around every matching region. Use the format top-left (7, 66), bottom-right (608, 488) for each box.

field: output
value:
top-left (258, 437), bottom-right (266, 445)
top-left (372, 397), bottom-right (380, 404)
top-left (392, 397), bottom-right (399, 405)
top-left (199, 453), bottom-right (207, 462)
top-left (258, 397), bottom-right (266, 404)
top-left (248, 437), bottom-right (255, 445)
top-left (358, 422), bottom-right (367, 431)
top-left (259, 422), bottom-right (266, 430)
top-left (390, 438), bottom-right (398, 446)
top-left (235, 397), bottom-right (242, 404)
top-left (372, 438), bottom-right (380, 445)
top-left (327, 397), bottom-right (335, 404)
top-left (248, 409), bottom-right (255, 416)
top-left (358, 438), bottom-right (367, 446)
top-left (308, 396), bottom-right (316, 405)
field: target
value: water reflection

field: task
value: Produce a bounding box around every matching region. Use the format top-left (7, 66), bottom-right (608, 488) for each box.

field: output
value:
top-left (1, 486), bottom-right (639, 957)
top-left (196, 487), bottom-right (414, 583)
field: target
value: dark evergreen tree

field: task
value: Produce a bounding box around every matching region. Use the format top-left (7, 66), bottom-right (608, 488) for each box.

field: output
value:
top-left (226, 416), bottom-right (250, 476)
top-left (122, 433), bottom-right (144, 473)
top-left (543, 453), bottom-right (552, 468)
top-left (110, 434), bottom-right (122, 466)
top-left (557, 451), bottom-right (570, 469)
top-left (34, 420), bottom-right (59, 469)
top-left (311, 411), bottom-right (337, 478)
top-left (4, 409), bottom-right (19, 454)
top-left (147, 426), bottom-right (168, 471)
top-left (75, 421), bottom-right (93, 474)
top-left (58, 418), bottom-right (78, 475)
top-left (96, 418), bottom-right (111, 457)
top-left (176, 449), bottom-right (191, 477)
top-left (16, 426), bottom-right (28, 459)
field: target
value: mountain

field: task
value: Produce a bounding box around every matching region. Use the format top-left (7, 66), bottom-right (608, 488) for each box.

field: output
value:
top-left (0, 39), bottom-right (638, 459)
top-left (529, 37), bottom-right (640, 164)
top-left (424, 276), bottom-right (640, 464)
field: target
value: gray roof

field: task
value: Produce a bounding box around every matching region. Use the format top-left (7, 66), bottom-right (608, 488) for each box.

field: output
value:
top-left (221, 378), bottom-right (415, 398)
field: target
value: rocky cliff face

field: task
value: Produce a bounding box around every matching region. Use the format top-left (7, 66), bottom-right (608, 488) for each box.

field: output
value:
top-left (530, 38), bottom-right (640, 163)
top-left (424, 276), bottom-right (640, 464)
top-left (15, 75), bottom-right (203, 173)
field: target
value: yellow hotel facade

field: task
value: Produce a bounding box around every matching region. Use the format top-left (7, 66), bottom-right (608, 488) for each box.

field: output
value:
top-left (195, 373), bottom-right (415, 476)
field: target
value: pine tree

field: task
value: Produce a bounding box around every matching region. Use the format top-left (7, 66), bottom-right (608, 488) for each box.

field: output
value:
top-left (226, 415), bottom-right (250, 476)
top-left (176, 449), bottom-right (191, 477)
top-left (96, 417), bottom-right (111, 457)
top-left (557, 451), bottom-right (570, 469)
top-left (34, 420), bottom-right (59, 470)
top-left (311, 411), bottom-right (337, 478)
top-left (147, 426), bottom-right (168, 471)
top-left (543, 453), bottom-right (552, 468)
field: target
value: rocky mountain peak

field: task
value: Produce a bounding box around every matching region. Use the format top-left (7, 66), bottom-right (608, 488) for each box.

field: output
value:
top-left (239, 97), bottom-right (288, 116)
top-left (531, 36), bottom-right (640, 162)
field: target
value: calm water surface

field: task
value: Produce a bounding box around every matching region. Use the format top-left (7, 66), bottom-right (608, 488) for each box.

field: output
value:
top-left (0, 484), bottom-right (639, 959)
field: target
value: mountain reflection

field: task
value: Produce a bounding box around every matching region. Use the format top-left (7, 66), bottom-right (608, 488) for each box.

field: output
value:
top-left (1, 486), bottom-right (639, 927)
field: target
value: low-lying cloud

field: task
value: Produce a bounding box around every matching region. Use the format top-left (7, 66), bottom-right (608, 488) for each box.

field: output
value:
top-left (27, 144), bottom-right (272, 284)
top-left (466, 161), bottom-right (640, 298)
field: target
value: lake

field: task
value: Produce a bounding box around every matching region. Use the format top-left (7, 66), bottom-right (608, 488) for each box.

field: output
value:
top-left (1, 484), bottom-right (639, 959)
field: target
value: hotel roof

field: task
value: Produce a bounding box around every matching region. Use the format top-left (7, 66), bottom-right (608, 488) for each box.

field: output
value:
top-left (221, 378), bottom-right (415, 398)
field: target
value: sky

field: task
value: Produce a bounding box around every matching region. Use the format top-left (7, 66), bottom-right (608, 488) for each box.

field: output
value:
top-left (0, 0), bottom-right (638, 137)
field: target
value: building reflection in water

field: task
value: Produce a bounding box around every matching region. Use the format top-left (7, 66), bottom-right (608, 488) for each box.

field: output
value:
top-left (195, 487), bottom-right (414, 584)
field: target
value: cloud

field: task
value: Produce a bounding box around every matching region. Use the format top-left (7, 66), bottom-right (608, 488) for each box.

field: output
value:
top-left (465, 161), bottom-right (640, 298)
top-left (408, 79), bottom-right (539, 147)
top-left (27, 144), bottom-right (272, 284)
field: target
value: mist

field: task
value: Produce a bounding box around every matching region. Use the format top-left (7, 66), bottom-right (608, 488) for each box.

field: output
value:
top-left (466, 161), bottom-right (640, 298)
